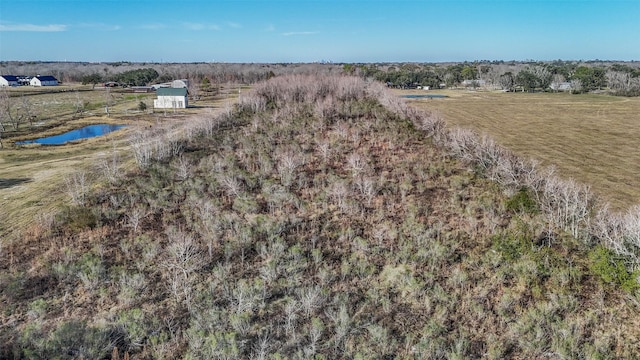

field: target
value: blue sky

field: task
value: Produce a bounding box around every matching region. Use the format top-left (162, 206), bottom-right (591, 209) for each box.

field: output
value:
top-left (1, 0), bottom-right (638, 63)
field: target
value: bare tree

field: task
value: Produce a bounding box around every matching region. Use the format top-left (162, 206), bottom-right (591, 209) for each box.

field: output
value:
top-left (64, 171), bottom-right (89, 206)
top-left (0, 88), bottom-right (22, 131)
top-left (570, 79), bottom-right (582, 94)
top-left (104, 87), bottom-right (113, 116)
top-left (550, 73), bottom-right (566, 92)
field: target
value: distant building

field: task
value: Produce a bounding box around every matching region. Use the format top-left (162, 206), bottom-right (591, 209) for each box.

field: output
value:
top-left (0, 75), bottom-right (19, 86)
top-left (30, 75), bottom-right (59, 86)
top-left (171, 79), bottom-right (189, 88)
top-left (151, 79), bottom-right (189, 90)
top-left (461, 79), bottom-right (486, 87)
top-left (154, 87), bottom-right (188, 109)
top-left (550, 82), bottom-right (573, 92)
top-left (130, 86), bottom-right (154, 93)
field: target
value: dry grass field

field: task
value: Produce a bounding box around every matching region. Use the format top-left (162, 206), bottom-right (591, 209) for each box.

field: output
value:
top-left (0, 84), bottom-right (237, 241)
top-left (403, 89), bottom-right (640, 210)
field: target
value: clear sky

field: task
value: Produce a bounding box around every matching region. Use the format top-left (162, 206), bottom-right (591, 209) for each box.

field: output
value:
top-left (1, 0), bottom-right (638, 63)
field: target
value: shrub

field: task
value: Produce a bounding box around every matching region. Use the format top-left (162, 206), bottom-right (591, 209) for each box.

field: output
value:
top-left (56, 205), bottom-right (98, 232)
top-left (588, 245), bottom-right (639, 292)
top-left (505, 187), bottom-right (539, 214)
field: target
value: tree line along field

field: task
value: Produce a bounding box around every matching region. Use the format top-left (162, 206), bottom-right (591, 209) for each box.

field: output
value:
top-left (2, 74), bottom-right (640, 358)
top-left (404, 90), bottom-right (640, 211)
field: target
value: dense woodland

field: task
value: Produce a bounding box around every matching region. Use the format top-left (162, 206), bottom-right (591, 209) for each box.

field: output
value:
top-left (2, 73), bottom-right (640, 358)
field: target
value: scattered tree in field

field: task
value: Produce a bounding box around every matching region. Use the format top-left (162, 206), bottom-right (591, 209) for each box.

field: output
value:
top-left (138, 101), bottom-right (147, 112)
top-left (20, 95), bottom-right (35, 126)
top-left (0, 88), bottom-right (23, 130)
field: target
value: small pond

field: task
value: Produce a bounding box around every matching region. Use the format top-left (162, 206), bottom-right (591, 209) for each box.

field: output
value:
top-left (401, 94), bottom-right (448, 99)
top-left (16, 124), bottom-right (127, 145)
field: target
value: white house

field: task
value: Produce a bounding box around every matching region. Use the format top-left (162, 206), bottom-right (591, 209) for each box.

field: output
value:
top-left (0, 75), bottom-right (19, 86)
top-left (30, 75), bottom-right (59, 86)
top-left (154, 87), bottom-right (188, 109)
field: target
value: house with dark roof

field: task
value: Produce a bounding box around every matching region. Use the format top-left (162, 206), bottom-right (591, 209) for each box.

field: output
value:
top-left (0, 75), bottom-right (19, 87)
top-left (153, 87), bottom-right (188, 109)
top-left (30, 75), bottom-right (59, 86)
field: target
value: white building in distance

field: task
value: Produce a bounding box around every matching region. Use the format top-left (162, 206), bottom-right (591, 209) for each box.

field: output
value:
top-left (154, 87), bottom-right (188, 109)
top-left (0, 75), bottom-right (19, 86)
top-left (30, 75), bottom-right (59, 86)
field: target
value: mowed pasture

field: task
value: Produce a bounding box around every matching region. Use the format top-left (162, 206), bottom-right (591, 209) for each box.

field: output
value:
top-left (404, 90), bottom-right (640, 210)
top-left (0, 84), bottom-right (235, 240)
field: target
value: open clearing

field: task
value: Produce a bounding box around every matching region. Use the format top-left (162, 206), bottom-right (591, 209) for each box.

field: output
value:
top-left (404, 89), bottom-right (640, 210)
top-left (0, 84), bottom-right (237, 240)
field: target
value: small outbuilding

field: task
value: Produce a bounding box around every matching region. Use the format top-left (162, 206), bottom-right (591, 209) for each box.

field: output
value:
top-left (30, 75), bottom-right (59, 86)
top-left (154, 87), bottom-right (188, 109)
top-left (0, 75), bottom-right (19, 87)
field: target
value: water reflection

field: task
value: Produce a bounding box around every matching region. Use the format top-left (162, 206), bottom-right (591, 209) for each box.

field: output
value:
top-left (17, 124), bottom-right (126, 145)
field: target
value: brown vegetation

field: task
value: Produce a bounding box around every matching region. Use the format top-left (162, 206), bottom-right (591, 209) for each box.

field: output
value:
top-left (2, 74), bottom-right (640, 358)
top-left (406, 90), bottom-right (640, 210)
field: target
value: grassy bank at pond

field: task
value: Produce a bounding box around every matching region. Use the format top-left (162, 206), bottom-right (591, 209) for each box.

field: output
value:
top-left (0, 83), bottom-right (237, 241)
top-left (2, 75), bottom-right (640, 358)
top-left (403, 89), bottom-right (640, 210)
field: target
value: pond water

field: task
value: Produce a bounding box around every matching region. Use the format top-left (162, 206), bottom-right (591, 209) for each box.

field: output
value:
top-left (401, 94), bottom-right (448, 99)
top-left (17, 124), bottom-right (126, 145)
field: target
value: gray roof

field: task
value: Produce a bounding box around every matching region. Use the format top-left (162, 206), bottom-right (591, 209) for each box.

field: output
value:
top-left (157, 87), bottom-right (188, 96)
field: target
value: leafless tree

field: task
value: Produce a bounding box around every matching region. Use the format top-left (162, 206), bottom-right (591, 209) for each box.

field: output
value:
top-left (570, 79), bottom-right (582, 94)
top-left (64, 171), bottom-right (88, 206)
top-left (126, 206), bottom-right (148, 233)
top-left (0, 88), bottom-right (23, 131)
top-left (550, 74), bottom-right (566, 92)
top-left (97, 143), bottom-right (121, 184)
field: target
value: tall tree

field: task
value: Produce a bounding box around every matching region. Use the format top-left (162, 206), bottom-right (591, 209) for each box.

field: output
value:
top-left (499, 72), bottom-right (515, 91)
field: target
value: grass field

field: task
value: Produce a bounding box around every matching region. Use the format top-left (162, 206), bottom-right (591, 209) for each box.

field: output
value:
top-left (0, 84), bottom-right (237, 241)
top-left (403, 89), bottom-right (640, 210)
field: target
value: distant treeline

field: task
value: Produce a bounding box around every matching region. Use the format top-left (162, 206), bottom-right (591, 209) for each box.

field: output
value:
top-left (2, 60), bottom-right (640, 95)
top-left (351, 61), bottom-right (640, 95)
